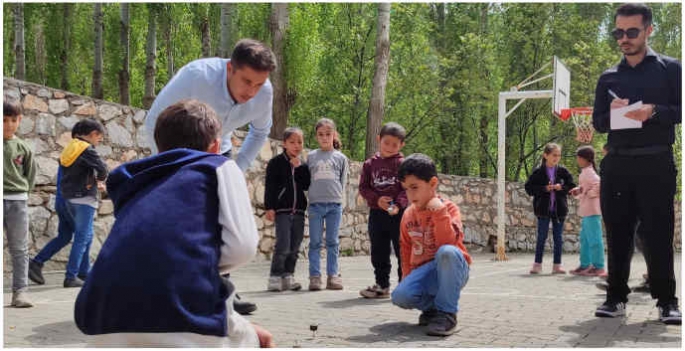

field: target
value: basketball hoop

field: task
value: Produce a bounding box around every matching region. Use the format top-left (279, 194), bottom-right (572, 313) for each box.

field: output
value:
top-left (560, 107), bottom-right (594, 143)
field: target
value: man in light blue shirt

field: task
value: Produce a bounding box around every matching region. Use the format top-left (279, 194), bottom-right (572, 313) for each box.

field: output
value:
top-left (145, 39), bottom-right (275, 172)
top-left (144, 39), bottom-right (276, 316)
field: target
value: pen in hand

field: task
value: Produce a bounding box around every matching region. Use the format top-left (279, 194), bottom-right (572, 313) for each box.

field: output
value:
top-left (608, 89), bottom-right (621, 100)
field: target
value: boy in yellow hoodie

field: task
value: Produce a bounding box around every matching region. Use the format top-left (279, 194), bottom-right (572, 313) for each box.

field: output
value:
top-left (29, 118), bottom-right (108, 288)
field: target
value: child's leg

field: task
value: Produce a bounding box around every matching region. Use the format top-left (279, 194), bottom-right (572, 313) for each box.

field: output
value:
top-left (308, 204), bottom-right (325, 277)
top-left (324, 203), bottom-right (343, 276)
top-left (434, 245), bottom-right (470, 313)
top-left (579, 217), bottom-right (592, 268)
top-left (390, 209), bottom-right (403, 282)
top-left (270, 213), bottom-right (292, 277)
top-left (78, 235), bottom-right (93, 278)
top-left (4, 200), bottom-right (30, 292)
top-left (587, 215), bottom-right (606, 269)
top-left (285, 214), bottom-right (305, 275)
top-left (34, 197), bottom-right (75, 264)
top-left (551, 217), bottom-right (564, 264)
top-left (368, 209), bottom-right (392, 288)
top-left (65, 204), bottom-right (95, 279)
top-left (391, 260), bottom-right (437, 312)
top-left (534, 217), bottom-right (551, 263)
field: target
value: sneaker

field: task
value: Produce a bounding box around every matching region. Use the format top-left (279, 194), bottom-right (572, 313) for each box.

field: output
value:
top-left (11, 291), bottom-right (33, 308)
top-left (309, 276), bottom-right (323, 291)
top-left (529, 263), bottom-right (542, 274)
top-left (233, 294), bottom-right (257, 315)
top-left (28, 260), bottom-right (45, 285)
top-left (592, 268), bottom-right (608, 278)
top-left (570, 266), bottom-right (592, 276)
top-left (267, 276), bottom-right (283, 292)
top-left (326, 275), bottom-right (343, 290)
top-left (63, 277), bottom-right (85, 288)
top-left (552, 264), bottom-right (566, 274)
top-left (595, 282), bottom-right (608, 291)
top-left (658, 304), bottom-right (682, 325)
top-left (282, 275), bottom-right (302, 291)
top-left (632, 282), bottom-right (651, 293)
top-left (595, 301), bottom-right (626, 318)
top-left (359, 284), bottom-right (389, 299)
top-left (426, 311), bottom-right (457, 336)
top-left (418, 309), bottom-right (438, 326)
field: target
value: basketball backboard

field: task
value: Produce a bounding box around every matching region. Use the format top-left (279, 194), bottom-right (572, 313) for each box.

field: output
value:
top-left (552, 56), bottom-right (570, 117)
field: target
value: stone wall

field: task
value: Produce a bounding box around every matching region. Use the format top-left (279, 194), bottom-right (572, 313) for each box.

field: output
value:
top-left (3, 78), bottom-right (681, 272)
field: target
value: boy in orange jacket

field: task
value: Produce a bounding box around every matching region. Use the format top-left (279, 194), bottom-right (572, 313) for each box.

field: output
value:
top-left (391, 153), bottom-right (471, 337)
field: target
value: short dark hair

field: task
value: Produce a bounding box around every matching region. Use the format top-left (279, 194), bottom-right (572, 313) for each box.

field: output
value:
top-left (72, 118), bottom-right (104, 138)
top-left (231, 39), bottom-right (277, 72)
top-left (154, 100), bottom-right (221, 153)
top-left (398, 153), bottom-right (438, 182)
top-left (379, 122), bottom-right (406, 142)
top-left (283, 126), bottom-right (303, 141)
top-left (4, 98), bottom-right (22, 117)
top-left (615, 3), bottom-right (652, 27)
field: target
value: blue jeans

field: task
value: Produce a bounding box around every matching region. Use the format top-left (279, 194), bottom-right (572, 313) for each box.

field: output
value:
top-left (34, 196), bottom-right (94, 279)
top-left (535, 215), bottom-right (564, 264)
top-left (579, 215), bottom-right (605, 269)
top-left (391, 246), bottom-right (470, 314)
top-left (308, 202), bottom-right (342, 277)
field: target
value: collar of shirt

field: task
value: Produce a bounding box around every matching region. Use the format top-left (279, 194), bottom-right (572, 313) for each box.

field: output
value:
top-left (619, 46), bottom-right (662, 70)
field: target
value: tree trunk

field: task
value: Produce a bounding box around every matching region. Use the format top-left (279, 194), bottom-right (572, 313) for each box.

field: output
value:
top-left (60, 4), bottom-right (73, 90)
top-left (200, 6), bottom-right (212, 57)
top-left (119, 3), bottom-right (131, 105)
top-left (219, 3), bottom-right (233, 58)
top-left (143, 4), bottom-right (158, 109)
top-left (269, 3), bottom-right (290, 139)
top-left (13, 3), bottom-right (25, 80)
top-left (92, 3), bottom-right (104, 99)
top-left (478, 3), bottom-right (490, 178)
top-left (364, 3), bottom-right (391, 159)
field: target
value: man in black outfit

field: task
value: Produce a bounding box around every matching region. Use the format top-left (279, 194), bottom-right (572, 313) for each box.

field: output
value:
top-left (592, 3), bottom-right (681, 324)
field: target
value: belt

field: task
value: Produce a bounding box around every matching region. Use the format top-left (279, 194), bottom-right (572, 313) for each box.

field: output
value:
top-left (609, 145), bottom-right (671, 156)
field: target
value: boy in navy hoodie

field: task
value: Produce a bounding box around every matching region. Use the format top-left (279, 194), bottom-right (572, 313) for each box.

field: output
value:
top-left (74, 100), bottom-right (273, 347)
top-left (358, 122), bottom-right (408, 298)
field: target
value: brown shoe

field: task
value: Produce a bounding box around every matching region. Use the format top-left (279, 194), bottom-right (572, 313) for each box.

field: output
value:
top-left (309, 276), bottom-right (323, 291)
top-left (552, 264), bottom-right (566, 274)
top-left (359, 284), bottom-right (389, 298)
top-left (529, 263), bottom-right (542, 274)
top-left (326, 275), bottom-right (343, 290)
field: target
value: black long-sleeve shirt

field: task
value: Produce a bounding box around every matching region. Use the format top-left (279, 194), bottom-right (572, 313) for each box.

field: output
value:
top-left (592, 47), bottom-right (681, 148)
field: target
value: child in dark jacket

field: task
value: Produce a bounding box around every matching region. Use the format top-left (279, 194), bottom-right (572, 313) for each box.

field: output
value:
top-left (524, 143), bottom-right (576, 275)
top-left (264, 127), bottom-right (311, 291)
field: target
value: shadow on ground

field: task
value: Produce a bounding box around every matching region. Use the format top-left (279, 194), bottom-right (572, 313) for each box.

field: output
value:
top-left (23, 320), bottom-right (88, 346)
top-left (346, 321), bottom-right (440, 343)
top-left (318, 297), bottom-right (391, 309)
top-left (559, 318), bottom-right (680, 347)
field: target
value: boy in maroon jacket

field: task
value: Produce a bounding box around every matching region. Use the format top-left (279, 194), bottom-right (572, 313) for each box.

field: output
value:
top-left (358, 122), bottom-right (408, 298)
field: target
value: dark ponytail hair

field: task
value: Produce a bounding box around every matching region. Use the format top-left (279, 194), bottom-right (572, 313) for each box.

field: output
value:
top-left (576, 145), bottom-right (597, 171)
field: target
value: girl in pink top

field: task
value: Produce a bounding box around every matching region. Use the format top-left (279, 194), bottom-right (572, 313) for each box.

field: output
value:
top-left (569, 146), bottom-right (606, 277)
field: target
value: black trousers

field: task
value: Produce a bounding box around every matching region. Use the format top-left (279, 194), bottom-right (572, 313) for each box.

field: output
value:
top-left (600, 151), bottom-right (677, 307)
top-left (368, 209), bottom-right (403, 289)
top-left (270, 213), bottom-right (305, 276)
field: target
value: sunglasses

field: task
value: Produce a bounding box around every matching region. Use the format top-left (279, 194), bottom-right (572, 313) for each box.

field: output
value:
top-left (611, 27), bottom-right (642, 40)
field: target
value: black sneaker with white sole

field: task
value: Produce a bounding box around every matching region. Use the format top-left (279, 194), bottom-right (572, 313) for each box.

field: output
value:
top-left (658, 304), bottom-right (682, 325)
top-left (426, 311), bottom-right (457, 336)
top-left (595, 301), bottom-right (626, 318)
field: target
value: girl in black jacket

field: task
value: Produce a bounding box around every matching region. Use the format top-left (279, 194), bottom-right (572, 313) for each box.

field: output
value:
top-left (525, 143), bottom-right (576, 275)
top-left (264, 127), bottom-right (311, 292)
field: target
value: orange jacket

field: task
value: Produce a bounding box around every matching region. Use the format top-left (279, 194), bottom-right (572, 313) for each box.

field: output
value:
top-left (400, 197), bottom-right (472, 279)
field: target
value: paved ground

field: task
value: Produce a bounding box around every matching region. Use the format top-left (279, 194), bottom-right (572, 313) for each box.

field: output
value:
top-left (3, 252), bottom-right (681, 348)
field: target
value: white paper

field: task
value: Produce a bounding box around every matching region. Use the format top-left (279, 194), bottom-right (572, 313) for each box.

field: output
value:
top-left (610, 101), bottom-right (643, 130)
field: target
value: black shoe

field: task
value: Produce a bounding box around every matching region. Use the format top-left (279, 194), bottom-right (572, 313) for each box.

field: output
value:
top-left (233, 294), bottom-right (257, 315)
top-left (63, 277), bottom-right (85, 288)
top-left (418, 309), bottom-right (438, 326)
top-left (426, 311), bottom-right (457, 336)
top-left (28, 260), bottom-right (45, 285)
top-left (77, 273), bottom-right (88, 282)
top-left (658, 304), bottom-right (682, 325)
top-left (632, 283), bottom-right (650, 293)
top-left (595, 301), bottom-right (626, 318)
top-left (595, 282), bottom-right (608, 291)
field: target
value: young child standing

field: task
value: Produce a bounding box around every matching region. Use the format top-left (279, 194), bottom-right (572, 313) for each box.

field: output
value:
top-left (524, 143), bottom-right (576, 275)
top-left (307, 118), bottom-right (349, 291)
top-left (358, 122), bottom-right (408, 298)
top-left (29, 118), bottom-right (108, 288)
top-left (4, 99), bottom-right (37, 308)
top-left (74, 100), bottom-right (272, 347)
top-left (569, 146), bottom-right (606, 277)
top-left (265, 127), bottom-right (311, 292)
top-left (390, 153), bottom-right (471, 336)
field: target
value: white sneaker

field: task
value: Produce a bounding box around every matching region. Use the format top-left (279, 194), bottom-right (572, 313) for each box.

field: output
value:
top-left (267, 276), bottom-right (283, 292)
top-left (282, 275), bottom-right (302, 291)
top-left (11, 291), bottom-right (33, 308)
